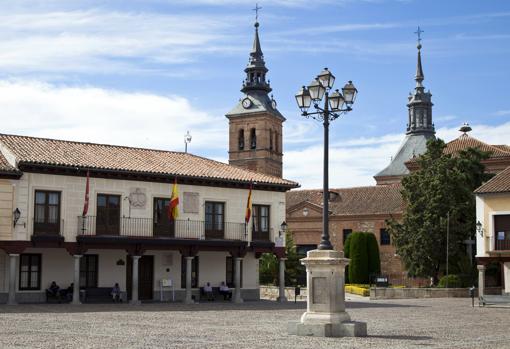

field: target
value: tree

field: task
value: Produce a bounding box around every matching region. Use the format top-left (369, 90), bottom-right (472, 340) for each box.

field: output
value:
top-left (284, 230), bottom-right (304, 286)
top-left (259, 253), bottom-right (277, 285)
top-left (344, 234), bottom-right (353, 284)
top-left (348, 232), bottom-right (369, 284)
top-left (258, 230), bottom-right (305, 286)
top-left (387, 138), bottom-right (491, 284)
top-left (366, 233), bottom-right (381, 277)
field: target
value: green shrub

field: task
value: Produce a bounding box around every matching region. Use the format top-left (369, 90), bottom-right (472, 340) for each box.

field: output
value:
top-left (344, 234), bottom-right (353, 283)
top-left (348, 232), bottom-right (369, 284)
top-left (366, 232), bottom-right (381, 277)
top-left (438, 274), bottom-right (462, 288)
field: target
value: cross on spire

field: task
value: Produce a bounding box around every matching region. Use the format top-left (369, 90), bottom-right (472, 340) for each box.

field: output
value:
top-left (253, 3), bottom-right (262, 22)
top-left (414, 26), bottom-right (424, 46)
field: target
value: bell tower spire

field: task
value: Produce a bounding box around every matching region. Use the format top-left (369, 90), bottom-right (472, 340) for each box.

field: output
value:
top-left (406, 27), bottom-right (435, 136)
top-left (225, 13), bottom-right (286, 178)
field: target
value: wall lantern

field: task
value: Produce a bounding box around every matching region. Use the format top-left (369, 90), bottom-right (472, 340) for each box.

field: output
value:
top-left (476, 221), bottom-right (484, 237)
top-left (13, 208), bottom-right (21, 227)
top-left (279, 221), bottom-right (288, 237)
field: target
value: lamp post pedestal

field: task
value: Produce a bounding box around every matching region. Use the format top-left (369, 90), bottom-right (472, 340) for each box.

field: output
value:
top-left (288, 249), bottom-right (367, 337)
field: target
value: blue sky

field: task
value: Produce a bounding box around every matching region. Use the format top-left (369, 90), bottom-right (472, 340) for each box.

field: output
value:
top-left (0, 0), bottom-right (509, 188)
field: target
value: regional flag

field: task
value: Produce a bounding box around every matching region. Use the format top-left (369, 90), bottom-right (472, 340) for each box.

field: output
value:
top-left (245, 182), bottom-right (253, 223)
top-left (168, 178), bottom-right (179, 220)
top-left (82, 170), bottom-right (90, 216)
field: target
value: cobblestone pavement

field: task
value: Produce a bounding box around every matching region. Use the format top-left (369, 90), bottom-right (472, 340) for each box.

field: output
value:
top-left (0, 296), bottom-right (508, 349)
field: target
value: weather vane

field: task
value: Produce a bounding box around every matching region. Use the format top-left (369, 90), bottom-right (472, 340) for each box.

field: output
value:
top-left (414, 26), bottom-right (424, 45)
top-left (253, 3), bottom-right (262, 22)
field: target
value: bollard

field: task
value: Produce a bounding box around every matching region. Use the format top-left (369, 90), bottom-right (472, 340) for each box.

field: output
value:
top-left (469, 286), bottom-right (475, 307)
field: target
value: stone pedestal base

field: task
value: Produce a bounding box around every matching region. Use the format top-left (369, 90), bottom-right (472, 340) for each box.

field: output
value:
top-left (287, 249), bottom-right (367, 338)
top-left (288, 321), bottom-right (367, 337)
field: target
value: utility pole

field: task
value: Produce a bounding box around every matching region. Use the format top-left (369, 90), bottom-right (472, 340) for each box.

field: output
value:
top-left (446, 211), bottom-right (450, 289)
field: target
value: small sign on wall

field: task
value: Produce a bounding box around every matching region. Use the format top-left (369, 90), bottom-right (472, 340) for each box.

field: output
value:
top-left (498, 231), bottom-right (505, 240)
top-left (183, 192), bottom-right (199, 213)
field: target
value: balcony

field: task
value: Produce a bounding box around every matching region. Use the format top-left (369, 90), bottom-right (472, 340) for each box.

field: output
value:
top-left (77, 216), bottom-right (247, 241)
top-left (495, 239), bottom-right (510, 251)
top-left (31, 219), bottom-right (65, 243)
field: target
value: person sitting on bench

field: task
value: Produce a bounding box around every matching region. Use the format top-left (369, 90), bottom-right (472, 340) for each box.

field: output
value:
top-left (219, 281), bottom-right (232, 300)
top-left (203, 282), bottom-right (214, 301)
top-left (111, 283), bottom-right (121, 302)
top-left (46, 281), bottom-right (61, 300)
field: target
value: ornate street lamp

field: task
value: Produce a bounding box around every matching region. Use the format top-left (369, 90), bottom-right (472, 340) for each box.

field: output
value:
top-left (295, 68), bottom-right (357, 250)
top-left (476, 221), bottom-right (484, 237)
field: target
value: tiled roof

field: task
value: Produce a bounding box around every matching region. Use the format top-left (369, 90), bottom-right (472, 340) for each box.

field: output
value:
top-left (406, 134), bottom-right (510, 165)
top-left (0, 152), bottom-right (17, 174)
top-left (0, 134), bottom-right (298, 188)
top-left (443, 134), bottom-right (510, 158)
top-left (286, 184), bottom-right (404, 216)
top-left (475, 166), bottom-right (510, 194)
top-left (493, 145), bottom-right (510, 153)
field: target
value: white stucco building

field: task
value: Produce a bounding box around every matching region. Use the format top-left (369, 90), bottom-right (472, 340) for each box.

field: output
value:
top-left (475, 166), bottom-right (510, 296)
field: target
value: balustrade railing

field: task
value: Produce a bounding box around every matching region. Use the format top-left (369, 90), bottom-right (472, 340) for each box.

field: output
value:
top-left (77, 216), bottom-right (247, 241)
top-left (495, 239), bottom-right (510, 251)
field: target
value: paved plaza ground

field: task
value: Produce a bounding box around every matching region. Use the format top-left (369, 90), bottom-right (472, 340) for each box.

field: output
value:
top-left (0, 296), bottom-right (508, 349)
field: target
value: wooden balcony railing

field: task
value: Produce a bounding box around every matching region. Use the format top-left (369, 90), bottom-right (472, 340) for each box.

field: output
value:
top-left (77, 216), bottom-right (247, 241)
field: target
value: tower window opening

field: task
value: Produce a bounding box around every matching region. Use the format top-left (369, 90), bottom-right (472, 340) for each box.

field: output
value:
top-left (238, 129), bottom-right (245, 150)
top-left (275, 131), bottom-right (279, 153)
top-left (269, 130), bottom-right (273, 151)
top-left (250, 128), bottom-right (257, 149)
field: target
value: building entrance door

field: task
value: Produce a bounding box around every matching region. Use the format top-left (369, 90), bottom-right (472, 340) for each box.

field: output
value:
top-left (126, 255), bottom-right (154, 301)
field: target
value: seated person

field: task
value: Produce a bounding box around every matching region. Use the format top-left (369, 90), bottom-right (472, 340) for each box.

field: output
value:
top-left (111, 283), bottom-right (121, 302)
top-left (219, 281), bottom-right (232, 300)
top-left (203, 282), bottom-right (214, 301)
top-left (63, 283), bottom-right (74, 301)
top-left (46, 281), bottom-right (61, 299)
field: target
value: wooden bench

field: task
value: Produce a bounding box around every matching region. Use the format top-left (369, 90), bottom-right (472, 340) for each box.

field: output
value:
top-left (84, 287), bottom-right (120, 303)
top-left (200, 287), bottom-right (232, 301)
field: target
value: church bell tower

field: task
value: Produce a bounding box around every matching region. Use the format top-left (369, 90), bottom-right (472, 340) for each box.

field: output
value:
top-left (225, 20), bottom-right (285, 178)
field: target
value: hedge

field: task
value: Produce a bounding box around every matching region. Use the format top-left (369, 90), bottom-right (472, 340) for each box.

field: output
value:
top-left (345, 285), bottom-right (370, 297)
top-left (348, 232), bottom-right (369, 284)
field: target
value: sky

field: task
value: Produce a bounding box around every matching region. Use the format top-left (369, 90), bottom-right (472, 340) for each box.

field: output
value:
top-left (0, 0), bottom-right (509, 189)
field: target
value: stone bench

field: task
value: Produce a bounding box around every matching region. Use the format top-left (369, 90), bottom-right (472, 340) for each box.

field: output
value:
top-left (480, 295), bottom-right (510, 306)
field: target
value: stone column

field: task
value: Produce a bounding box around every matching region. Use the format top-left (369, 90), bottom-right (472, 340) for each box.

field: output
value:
top-left (288, 249), bottom-right (367, 337)
top-left (277, 258), bottom-right (287, 302)
top-left (234, 257), bottom-right (243, 303)
top-left (184, 256), bottom-right (194, 304)
top-left (503, 262), bottom-right (510, 294)
top-left (477, 264), bottom-right (486, 300)
top-left (7, 254), bottom-right (19, 305)
top-left (72, 255), bottom-right (82, 305)
top-left (130, 256), bottom-right (141, 305)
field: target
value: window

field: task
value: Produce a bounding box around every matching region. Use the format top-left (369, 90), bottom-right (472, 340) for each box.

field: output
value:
top-left (380, 228), bottom-right (391, 245)
top-left (80, 255), bottom-right (98, 288)
top-left (181, 256), bottom-right (199, 288)
top-left (19, 254), bottom-right (41, 290)
top-left (96, 194), bottom-right (121, 235)
top-left (238, 129), bottom-right (245, 150)
top-left (269, 131), bottom-right (273, 151)
top-left (495, 214), bottom-right (510, 251)
top-left (250, 128), bottom-right (256, 149)
top-left (296, 244), bottom-right (316, 256)
top-left (34, 190), bottom-right (61, 234)
top-left (226, 256), bottom-right (243, 288)
top-left (252, 205), bottom-right (270, 240)
top-left (205, 201), bottom-right (225, 238)
top-left (274, 132), bottom-right (278, 153)
top-left (343, 229), bottom-right (352, 244)
top-left (153, 197), bottom-right (175, 237)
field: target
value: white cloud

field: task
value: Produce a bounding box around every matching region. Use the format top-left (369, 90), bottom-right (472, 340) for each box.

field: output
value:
top-left (0, 10), bottom-right (238, 75)
top-left (285, 122), bottom-right (510, 189)
top-left (493, 110), bottom-right (510, 117)
top-left (0, 80), bottom-right (228, 153)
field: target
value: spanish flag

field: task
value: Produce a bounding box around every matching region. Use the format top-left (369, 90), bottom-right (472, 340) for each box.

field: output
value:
top-left (168, 178), bottom-right (179, 220)
top-left (245, 182), bottom-right (253, 223)
top-left (82, 170), bottom-right (90, 217)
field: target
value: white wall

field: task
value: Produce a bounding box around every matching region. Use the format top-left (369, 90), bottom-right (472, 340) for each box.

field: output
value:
top-left (11, 172), bottom-right (286, 243)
